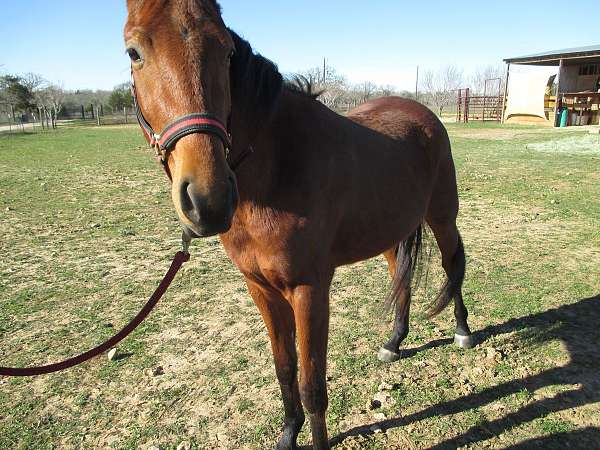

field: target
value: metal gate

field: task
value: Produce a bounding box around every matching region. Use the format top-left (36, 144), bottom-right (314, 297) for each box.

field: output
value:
top-left (456, 78), bottom-right (504, 123)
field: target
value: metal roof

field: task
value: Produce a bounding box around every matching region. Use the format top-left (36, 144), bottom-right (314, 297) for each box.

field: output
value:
top-left (504, 45), bottom-right (600, 66)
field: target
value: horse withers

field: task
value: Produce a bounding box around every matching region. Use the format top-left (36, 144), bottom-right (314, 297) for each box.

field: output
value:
top-left (125, 1), bottom-right (474, 449)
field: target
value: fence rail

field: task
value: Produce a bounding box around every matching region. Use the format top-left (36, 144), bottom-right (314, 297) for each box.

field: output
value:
top-left (59, 105), bottom-right (135, 121)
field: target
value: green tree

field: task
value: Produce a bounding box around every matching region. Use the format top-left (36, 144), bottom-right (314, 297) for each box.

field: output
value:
top-left (108, 83), bottom-right (133, 112)
top-left (0, 75), bottom-right (35, 111)
top-left (108, 90), bottom-right (125, 111)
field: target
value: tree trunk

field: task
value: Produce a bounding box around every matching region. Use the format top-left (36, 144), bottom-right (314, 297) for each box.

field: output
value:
top-left (48, 109), bottom-right (56, 129)
top-left (43, 108), bottom-right (50, 129)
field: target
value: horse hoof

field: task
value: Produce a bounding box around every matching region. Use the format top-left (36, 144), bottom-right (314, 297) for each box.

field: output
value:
top-left (377, 347), bottom-right (401, 363)
top-left (454, 333), bottom-right (475, 349)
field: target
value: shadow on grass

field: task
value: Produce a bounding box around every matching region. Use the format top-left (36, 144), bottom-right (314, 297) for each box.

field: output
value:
top-left (331, 295), bottom-right (600, 449)
top-left (112, 352), bottom-right (134, 362)
top-left (398, 337), bottom-right (454, 359)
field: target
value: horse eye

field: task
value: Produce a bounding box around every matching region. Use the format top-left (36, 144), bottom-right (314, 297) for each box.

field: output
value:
top-left (227, 49), bottom-right (235, 61)
top-left (127, 48), bottom-right (142, 63)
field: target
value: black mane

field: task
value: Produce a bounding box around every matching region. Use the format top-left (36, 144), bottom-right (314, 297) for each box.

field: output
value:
top-left (228, 30), bottom-right (319, 120)
top-left (209, 0), bottom-right (222, 14)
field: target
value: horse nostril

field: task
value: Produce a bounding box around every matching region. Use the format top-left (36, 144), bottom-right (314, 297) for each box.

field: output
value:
top-left (179, 181), bottom-right (201, 223)
top-left (179, 181), bottom-right (191, 209)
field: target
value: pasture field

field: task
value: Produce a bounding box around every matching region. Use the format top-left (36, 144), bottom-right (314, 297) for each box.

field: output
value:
top-left (0, 123), bottom-right (599, 450)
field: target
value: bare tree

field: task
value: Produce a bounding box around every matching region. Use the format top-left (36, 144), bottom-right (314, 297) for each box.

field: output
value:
top-left (319, 81), bottom-right (349, 110)
top-left (295, 63), bottom-right (421, 112)
top-left (21, 73), bottom-right (45, 93)
top-left (298, 65), bottom-right (351, 110)
top-left (422, 65), bottom-right (464, 115)
top-left (377, 84), bottom-right (397, 97)
top-left (33, 88), bottom-right (51, 129)
top-left (34, 83), bottom-right (65, 129)
top-left (46, 84), bottom-right (65, 129)
top-left (300, 64), bottom-right (343, 87)
top-left (471, 64), bottom-right (505, 95)
top-left (357, 81), bottom-right (377, 103)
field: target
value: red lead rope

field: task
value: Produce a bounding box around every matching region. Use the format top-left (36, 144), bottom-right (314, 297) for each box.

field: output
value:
top-left (0, 251), bottom-right (190, 377)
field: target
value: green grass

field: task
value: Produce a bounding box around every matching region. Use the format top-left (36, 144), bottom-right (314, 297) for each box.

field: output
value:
top-left (1, 124), bottom-right (599, 449)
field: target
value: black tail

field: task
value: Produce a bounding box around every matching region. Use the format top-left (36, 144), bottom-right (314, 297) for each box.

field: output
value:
top-left (385, 227), bottom-right (466, 318)
top-left (384, 225), bottom-right (424, 314)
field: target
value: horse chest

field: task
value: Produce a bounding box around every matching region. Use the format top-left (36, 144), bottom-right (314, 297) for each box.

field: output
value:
top-left (223, 241), bottom-right (303, 293)
top-left (221, 220), bottom-right (308, 289)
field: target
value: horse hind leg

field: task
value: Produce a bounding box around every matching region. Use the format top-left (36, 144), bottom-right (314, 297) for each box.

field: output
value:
top-left (377, 229), bottom-right (421, 363)
top-left (427, 220), bottom-right (474, 349)
top-left (377, 285), bottom-right (411, 363)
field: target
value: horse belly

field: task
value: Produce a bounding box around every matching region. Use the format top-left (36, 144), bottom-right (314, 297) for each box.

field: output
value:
top-left (331, 158), bottom-right (431, 267)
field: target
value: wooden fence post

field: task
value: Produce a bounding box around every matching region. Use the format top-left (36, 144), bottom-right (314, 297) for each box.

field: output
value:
top-left (483, 82), bottom-right (487, 122)
top-left (553, 59), bottom-right (564, 128)
top-left (501, 63), bottom-right (510, 124)
top-left (464, 88), bottom-right (470, 123)
top-left (457, 89), bottom-right (462, 123)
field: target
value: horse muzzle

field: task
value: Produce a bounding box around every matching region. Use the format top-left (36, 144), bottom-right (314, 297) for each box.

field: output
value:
top-left (176, 173), bottom-right (238, 237)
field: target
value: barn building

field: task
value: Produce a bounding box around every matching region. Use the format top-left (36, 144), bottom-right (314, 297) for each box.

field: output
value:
top-left (502, 45), bottom-right (600, 127)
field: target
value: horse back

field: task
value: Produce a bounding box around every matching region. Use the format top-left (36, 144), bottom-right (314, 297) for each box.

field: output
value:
top-left (347, 96), bottom-right (451, 164)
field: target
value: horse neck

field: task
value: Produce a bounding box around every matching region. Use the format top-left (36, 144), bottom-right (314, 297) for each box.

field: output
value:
top-left (231, 89), bottom-right (322, 204)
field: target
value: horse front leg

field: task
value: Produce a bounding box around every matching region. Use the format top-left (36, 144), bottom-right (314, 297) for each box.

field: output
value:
top-left (291, 277), bottom-right (333, 450)
top-left (246, 279), bottom-right (305, 450)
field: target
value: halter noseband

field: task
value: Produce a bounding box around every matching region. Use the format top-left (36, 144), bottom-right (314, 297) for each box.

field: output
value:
top-left (131, 76), bottom-right (233, 181)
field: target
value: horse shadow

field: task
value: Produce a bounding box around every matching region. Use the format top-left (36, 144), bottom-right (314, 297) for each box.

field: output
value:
top-left (330, 294), bottom-right (600, 449)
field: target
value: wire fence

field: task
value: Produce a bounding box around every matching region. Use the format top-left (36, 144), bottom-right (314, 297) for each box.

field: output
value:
top-left (0, 105), bottom-right (137, 132)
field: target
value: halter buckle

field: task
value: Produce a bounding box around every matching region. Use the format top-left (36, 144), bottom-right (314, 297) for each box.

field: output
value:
top-left (153, 142), bottom-right (166, 163)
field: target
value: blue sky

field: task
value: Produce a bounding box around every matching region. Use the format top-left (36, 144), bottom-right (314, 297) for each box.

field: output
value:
top-left (2, 0), bottom-right (597, 91)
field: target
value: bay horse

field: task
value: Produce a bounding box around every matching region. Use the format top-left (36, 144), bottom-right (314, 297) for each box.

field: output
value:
top-left (125, 1), bottom-right (473, 448)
